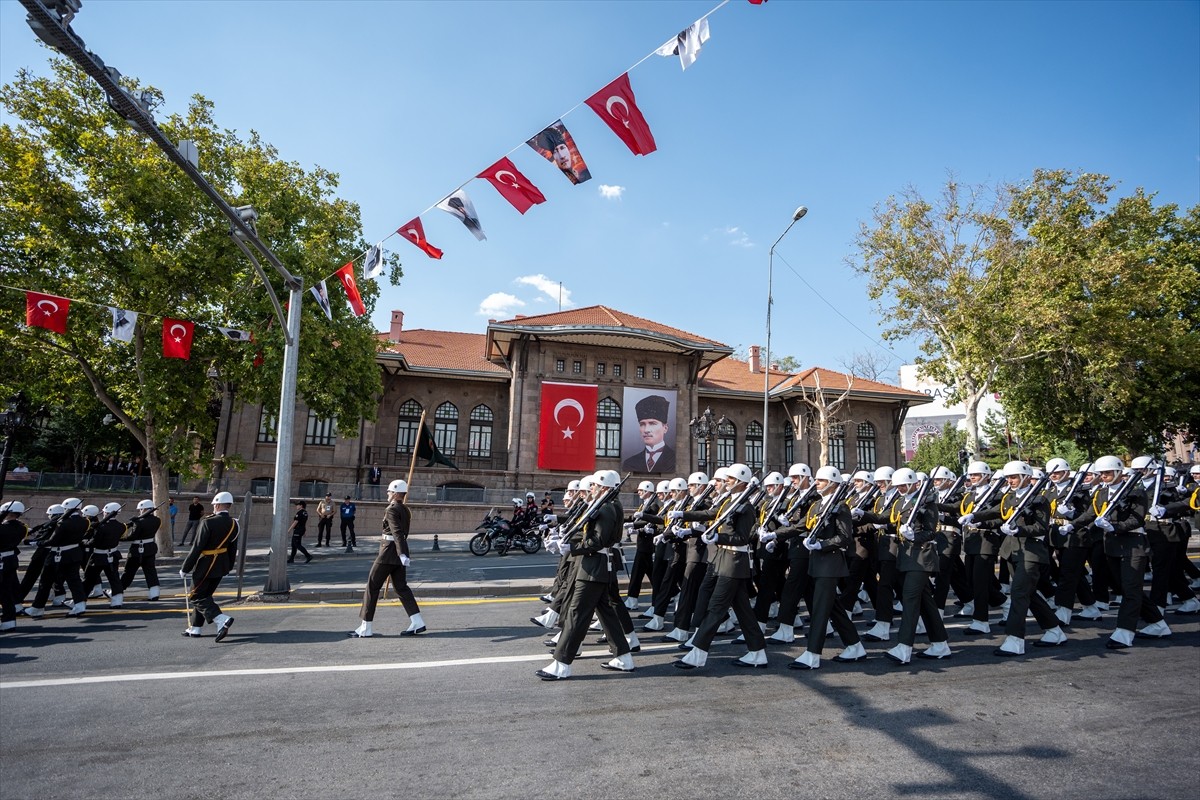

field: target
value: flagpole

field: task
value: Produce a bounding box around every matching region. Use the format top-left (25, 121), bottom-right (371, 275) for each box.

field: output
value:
top-left (407, 409), bottom-right (426, 489)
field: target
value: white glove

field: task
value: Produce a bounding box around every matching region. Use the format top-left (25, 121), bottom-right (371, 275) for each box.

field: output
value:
top-left (958, 513), bottom-right (975, 526)
top-left (775, 514), bottom-right (791, 527)
top-left (701, 530), bottom-right (718, 545)
top-left (765, 541), bottom-right (777, 553)
top-left (632, 511), bottom-right (644, 521)
top-left (899, 524), bottom-right (915, 541)
top-left (653, 534), bottom-right (665, 546)
top-left (1000, 522), bottom-right (1018, 536)
top-left (850, 508), bottom-right (864, 520)
top-left (803, 537), bottom-right (821, 551)
top-left (178, 569), bottom-right (187, 579)
top-left (1058, 523), bottom-right (1073, 535)
top-left (623, 523), bottom-right (633, 533)
top-left (1094, 517), bottom-right (1114, 532)
top-left (668, 510), bottom-right (684, 521)
top-left (400, 554), bottom-right (411, 567)
top-left (1058, 503), bottom-right (1075, 519)
top-left (544, 514), bottom-right (557, 523)
top-left (759, 530), bottom-right (777, 543)
top-left (645, 524), bottom-right (656, 534)
top-left (1150, 505), bottom-right (1166, 519)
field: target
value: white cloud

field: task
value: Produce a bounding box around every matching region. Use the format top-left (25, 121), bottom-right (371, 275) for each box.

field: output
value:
top-left (516, 274), bottom-right (573, 307)
top-left (598, 184), bottom-right (625, 200)
top-left (725, 226), bottom-right (754, 249)
top-left (477, 292), bottom-right (524, 318)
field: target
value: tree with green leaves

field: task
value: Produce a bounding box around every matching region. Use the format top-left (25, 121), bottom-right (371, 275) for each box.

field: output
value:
top-left (0, 57), bottom-right (399, 553)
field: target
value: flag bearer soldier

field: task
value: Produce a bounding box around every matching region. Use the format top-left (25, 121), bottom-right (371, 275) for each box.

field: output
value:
top-left (349, 479), bottom-right (426, 639)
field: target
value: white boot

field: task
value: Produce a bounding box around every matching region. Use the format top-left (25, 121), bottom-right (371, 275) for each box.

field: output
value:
top-left (851, 601), bottom-right (864, 617)
top-left (966, 619), bottom-right (992, 635)
top-left (536, 659), bottom-right (572, 681)
top-left (12, 604), bottom-right (23, 615)
top-left (109, 593), bottom-right (124, 608)
top-left (148, 585), bottom-right (160, 601)
top-left (587, 617), bottom-right (602, 631)
top-left (665, 627), bottom-right (690, 642)
top-left (716, 613), bottom-right (737, 634)
top-left (864, 620), bottom-right (892, 641)
top-left (531, 609), bottom-right (559, 628)
top-left (793, 613), bottom-right (805, 628)
top-left (734, 621), bottom-right (767, 644)
top-left (999, 598), bottom-right (1011, 624)
top-left (402, 613), bottom-right (426, 635)
top-left (995, 635), bottom-right (1025, 656)
top-left (918, 640), bottom-right (953, 659)
top-left (1078, 603), bottom-right (1103, 620)
top-left (769, 601), bottom-right (780, 619)
top-left (0, 620), bottom-right (15, 631)
top-left (767, 623), bottom-right (795, 644)
top-left (1107, 627), bottom-right (1135, 648)
top-left (640, 607), bottom-right (655, 619)
top-left (548, 630), bottom-right (562, 645)
top-left (643, 614), bottom-right (665, 631)
top-left (1093, 601), bottom-right (1110, 611)
top-left (825, 621), bottom-right (835, 636)
top-left (23, 606), bottom-right (44, 618)
top-left (66, 602), bottom-right (87, 617)
top-left (1173, 597), bottom-right (1200, 614)
top-left (1035, 626), bottom-right (1068, 647)
top-left (915, 617), bottom-right (926, 636)
top-left (348, 621), bottom-right (373, 638)
top-left (181, 625), bottom-right (202, 637)
top-left (956, 601), bottom-right (975, 617)
top-left (674, 647), bottom-right (709, 670)
top-left (626, 630), bottom-right (640, 651)
top-left (88, 587), bottom-right (104, 599)
top-left (623, 596), bottom-right (640, 610)
top-left (1136, 620), bottom-right (1172, 639)
top-left (54, 594), bottom-right (67, 607)
top-left (1055, 606), bottom-right (1072, 627)
top-left (885, 643), bottom-right (913, 664)
top-left (833, 641), bottom-right (867, 663)
top-left (601, 653), bottom-right (636, 673)
top-left (790, 649), bottom-right (820, 669)
top-left (733, 648), bottom-right (768, 668)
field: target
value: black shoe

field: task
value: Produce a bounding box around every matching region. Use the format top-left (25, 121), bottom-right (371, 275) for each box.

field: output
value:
top-left (535, 669), bottom-right (569, 681)
top-left (1105, 639), bottom-right (1130, 650)
top-left (833, 653), bottom-right (869, 663)
top-left (883, 652), bottom-right (910, 665)
top-left (673, 660), bottom-right (698, 670)
top-left (788, 661), bottom-right (817, 670)
top-left (862, 632), bottom-right (889, 642)
top-left (992, 647), bottom-right (1021, 657)
top-left (215, 618), bottom-right (234, 642)
top-left (731, 658), bottom-right (769, 669)
top-left (286, 558), bottom-right (294, 564)
top-left (400, 626), bottom-right (426, 637)
top-left (962, 627), bottom-right (988, 636)
top-left (305, 556), bottom-right (313, 563)
top-left (916, 651), bottom-right (952, 660)
top-left (181, 631), bottom-right (201, 638)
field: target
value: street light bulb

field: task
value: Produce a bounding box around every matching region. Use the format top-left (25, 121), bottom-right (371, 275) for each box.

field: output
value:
top-left (793, 206), bottom-right (808, 221)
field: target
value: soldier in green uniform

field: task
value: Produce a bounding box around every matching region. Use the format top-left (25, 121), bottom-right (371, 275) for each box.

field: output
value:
top-left (349, 479), bottom-right (426, 638)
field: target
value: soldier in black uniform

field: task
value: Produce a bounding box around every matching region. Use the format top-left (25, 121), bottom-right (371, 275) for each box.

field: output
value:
top-left (852, 466), bottom-right (902, 642)
top-left (954, 462), bottom-right (1008, 634)
top-left (764, 463), bottom-right (820, 644)
top-left (1151, 471), bottom-right (1200, 614)
top-left (1046, 459), bottom-right (1103, 625)
top-left (349, 479), bottom-right (425, 638)
top-left (28, 497), bottom-right (90, 618)
top-left (82, 501), bottom-right (126, 608)
top-left (623, 480), bottom-right (662, 610)
top-left (16, 503), bottom-right (62, 611)
top-left (674, 463), bottom-right (769, 670)
top-left (930, 466), bottom-right (970, 615)
top-left (180, 491), bottom-right (239, 640)
top-left (751, 472), bottom-right (791, 635)
top-left (121, 499), bottom-right (163, 600)
top-left (790, 467), bottom-right (867, 669)
top-left (654, 474), bottom-right (714, 643)
top-left (0, 500), bottom-right (28, 631)
top-left (537, 471), bottom-right (634, 680)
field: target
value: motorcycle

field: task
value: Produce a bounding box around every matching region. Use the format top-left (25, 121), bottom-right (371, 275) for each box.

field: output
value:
top-left (469, 507), bottom-right (544, 556)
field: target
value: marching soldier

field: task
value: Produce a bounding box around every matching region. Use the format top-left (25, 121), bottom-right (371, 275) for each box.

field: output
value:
top-left (121, 499), bottom-right (163, 601)
top-left (1151, 469), bottom-right (1200, 614)
top-left (851, 466), bottom-right (902, 642)
top-left (751, 472), bottom-right (790, 635)
top-left (954, 461), bottom-right (1008, 634)
top-left (623, 480), bottom-right (661, 609)
top-left (180, 491), bottom-right (239, 640)
top-left (764, 463), bottom-right (820, 644)
top-left (16, 503), bottom-right (62, 611)
top-left (27, 498), bottom-right (90, 618)
top-left (656, 473), bottom-right (713, 643)
top-left (930, 466), bottom-right (970, 615)
top-left (0, 501), bottom-right (27, 631)
top-left (350, 479), bottom-right (426, 638)
top-left (1047, 459), bottom-right (1103, 625)
top-left (82, 501), bottom-right (126, 608)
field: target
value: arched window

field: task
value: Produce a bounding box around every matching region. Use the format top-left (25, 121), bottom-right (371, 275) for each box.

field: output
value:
top-left (717, 420), bottom-right (736, 467)
top-left (783, 422), bottom-right (795, 465)
top-left (435, 402), bottom-right (459, 455)
top-left (856, 421), bottom-right (877, 471)
top-left (596, 397), bottom-right (621, 458)
top-left (745, 420), bottom-right (763, 470)
top-left (395, 399), bottom-right (422, 454)
top-left (828, 423), bottom-right (846, 471)
top-left (468, 405), bottom-right (494, 457)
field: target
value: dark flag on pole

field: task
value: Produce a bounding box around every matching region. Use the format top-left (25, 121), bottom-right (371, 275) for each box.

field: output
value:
top-left (417, 422), bottom-right (459, 470)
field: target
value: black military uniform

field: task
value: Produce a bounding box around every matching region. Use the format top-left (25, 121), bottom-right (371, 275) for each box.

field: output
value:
top-left (791, 487), bottom-right (864, 668)
top-left (752, 485), bottom-right (792, 628)
top-left (886, 484), bottom-right (950, 662)
top-left (857, 488), bottom-right (902, 640)
top-left (181, 509), bottom-right (239, 639)
top-left (958, 480), bottom-right (1007, 631)
top-left (769, 484), bottom-right (821, 639)
top-left (0, 512), bottom-right (27, 629)
top-left (121, 507), bottom-right (162, 599)
top-left (32, 507), bottom-right (89, 615)
top-left (625, 492), bottom-right (661, 605)
top-left (82, 511), bottom-right (125, 604)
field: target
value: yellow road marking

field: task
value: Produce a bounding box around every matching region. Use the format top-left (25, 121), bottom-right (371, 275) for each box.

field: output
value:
top-left (74, 595), bottom-right (541, 615)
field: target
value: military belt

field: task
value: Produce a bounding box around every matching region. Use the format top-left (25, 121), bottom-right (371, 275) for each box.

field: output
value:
top-left (200, 547), bottom-right (227, 556)
top-left (719, 544), bottom-right (751, 553)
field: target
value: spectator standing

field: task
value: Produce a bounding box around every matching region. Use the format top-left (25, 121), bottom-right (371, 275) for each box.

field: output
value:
top-left (180, 497), bottom-right (204, 546)
top-left (340, 496), bottom-right (357, 548)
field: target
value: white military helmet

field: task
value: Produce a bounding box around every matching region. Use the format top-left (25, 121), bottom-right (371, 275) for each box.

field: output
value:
top-left (873, 466), bottom-right (895, 483)
top-left (638, 480), bottom-right (655, 492)
top-left (1164, 466), bottom-right (1177, 480)
top-left (915, 471), bottom-right (929, 482)
top-left (1045, 458), bottom-right (1070, 475)
top-left (578, 476), bottom-right (595, 490)
top-left (1130, 455), bottom-right (1154, 470)
top-left (1, 500), bottom-right (25, 515)
top-left (1190, 464), bottom-right (1200, 476)
top-left (687, 471), bottom-right (709, 486)
top-left (213, 491), bottom-right (234, 505)
top-left (656, 480), bottom-right (672, 493)
top-left (668, 477), bottom-right (688, 491)
top-left (62, 497), bottom-right (82, 511)
top-left (136, 499), bottom-right (155, 511)
top-left (891, 467), bottom-right (918, 486)
top-left (725, 463), bottom-right (753, 484)
top-left (567, 480), bottom-right (582, 491)
top-left (387, 479), bottom-right (408, 493)
top-left (787, 463), bottom-right (812, 479)
top-left (102, 502), bottom-right (122, 514)
top-left (966, 461), bottom-right (992, 476)
top-left (931, 466), bottom-right (956, 480)
top-left (1002, 460), bottom-right (1034, 478)
top-left (815, 465), bottom-right (842, 483)
top-left (593, 470), bottom-right (620, 488)
top-left (852, 470), bottom-right (871, 482)
top-left (763, 471), bottom-right (785, 487)
top-left (713, 467), bottom-right (729, 481)
top-left (47, 503), bottom-right (65, 516)
top-left (81, 504), bottom-right (100, 518)
top-left (1093, 455), bottom-right (1124, 473)
top-left (526, 491), bottom-right (536, 499)
top-left (1032, 468), bottom-right (1045, 479)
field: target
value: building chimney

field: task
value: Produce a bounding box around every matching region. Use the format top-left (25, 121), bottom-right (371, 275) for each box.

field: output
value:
top-left (748, 345), bottom-right (761, 374)
top-left (389, 310), bottom-right (404, 340)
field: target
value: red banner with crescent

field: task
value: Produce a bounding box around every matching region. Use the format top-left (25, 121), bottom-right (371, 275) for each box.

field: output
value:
top-left (477, 157), bottom-right (547, 215)
top-left (335, 262), bottom-right (366, 316)
top-left (538, 382), bottom-right (598, 472)
top-left (397, 217), bottom-right (444, 260)
top-left (25, 291), bottom-right (71, 333)
top-left (162, 317), bottom-right (195, 360)
top-left (585, 73), bottom-right (657, 156)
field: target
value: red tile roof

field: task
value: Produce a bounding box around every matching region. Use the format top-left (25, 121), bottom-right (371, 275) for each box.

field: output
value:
top-left (700, 359), bottom-right (927, 401)
top-left (377, 329), bottom-right (508, 375)
top-left (494, 305), bottom-right (726, 347)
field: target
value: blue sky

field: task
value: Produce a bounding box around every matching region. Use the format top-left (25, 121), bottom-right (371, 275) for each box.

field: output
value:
top-left (3, 0), bottom-right (1197, 380)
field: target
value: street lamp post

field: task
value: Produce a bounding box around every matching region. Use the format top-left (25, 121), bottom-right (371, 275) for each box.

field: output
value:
top-left (764, 205), bottom-right (808, 473)
top-left (689, 407), bottom-right (717, 474)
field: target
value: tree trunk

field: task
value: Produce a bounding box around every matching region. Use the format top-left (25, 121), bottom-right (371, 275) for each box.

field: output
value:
top-left (963, 383), bottom-right (985, 458)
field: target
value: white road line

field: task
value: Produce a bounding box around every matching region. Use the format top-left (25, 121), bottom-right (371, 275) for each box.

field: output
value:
top-left (0, 644), bottom-right (683, 690)
top-left (468, 564), bottom-right (556, 571)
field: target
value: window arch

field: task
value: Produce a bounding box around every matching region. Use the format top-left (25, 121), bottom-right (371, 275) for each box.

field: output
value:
top-left (745, 420), bottom-right (763, 470)
top-left (468, 404), bottom-right (494, 457)
top-left (828, 423), bottom-right (846, 471)
top-left (435, 402), bottom-right (459, 455)
top-left (717, 420), bottom-right (737, 467)
top-left (596, 397), bottom-right (621, 458)
top-left (395, 399), bottom-right (422, 454)
top-left (856, 421), bottom-right (877, 471)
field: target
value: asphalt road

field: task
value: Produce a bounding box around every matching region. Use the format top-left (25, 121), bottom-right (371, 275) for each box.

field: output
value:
top-left (2, 590), bottom-right (1197, 800)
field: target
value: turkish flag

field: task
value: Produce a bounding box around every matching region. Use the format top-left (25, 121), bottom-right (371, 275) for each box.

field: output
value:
top-left (397, 217), bottom-right (443, 260)
top-left (585, 73), bottom-right (657, 156)
top-left (538, 382), bottom-right (598, 472)
top-left (162, 318), bottom-right (195, 360)
top-left (335, 262), bottom-right (366, 316)
top-left (477, 157), bottom-right (547, 215)
top-left (25, 291), bottom-right (71, 333)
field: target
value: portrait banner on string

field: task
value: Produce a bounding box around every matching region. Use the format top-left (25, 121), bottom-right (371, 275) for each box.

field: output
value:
top-left (526, 120), bottom-right (592, 185)
top-left (620, 387), bottom-right (678, 475)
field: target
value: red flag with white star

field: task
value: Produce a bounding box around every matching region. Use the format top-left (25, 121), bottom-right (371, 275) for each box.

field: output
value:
top-left (25, 291), bottom-right (70, 333)
top-left (396, 217), bottom-right (444, 260)
top-left (335, 262), bottom-right (366, 316)
top-left (162, 318), bottom-right (195, 360)
top-left (477, 157), bottom-right (547, 215)
top-left (585, 73), bottom-right (657, 156)
top-left (537, 382), bottom-right (598, 471)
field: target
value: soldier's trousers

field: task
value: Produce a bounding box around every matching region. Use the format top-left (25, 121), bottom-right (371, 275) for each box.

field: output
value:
top-left (625, 545), bottom-right (654, 599)
top-left (121, 542), bottom-right (159, 590)
top-left (1003, 559), bottom-right (1059, 638)
top-left (897, 569), bottom-right (947, 646)
top-left (555, 579), bottom-right (628, 665)
top-left (1108, 550), bottom-right (1164, 631)
top-left (692, 575), bottom-right (764, 652)
top-left (189, 574), bottom-right (227, 627)
top-left (807, 575), bottom-right (861, 654)
top-left (83, 552), bottom-right (122, 596)
top-left (967, 553), bottom-right (1006, 622)
top-left (360, 560), bottom-right (419, 621)
top-left (1054, 546), bottom-right (1096, 610)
